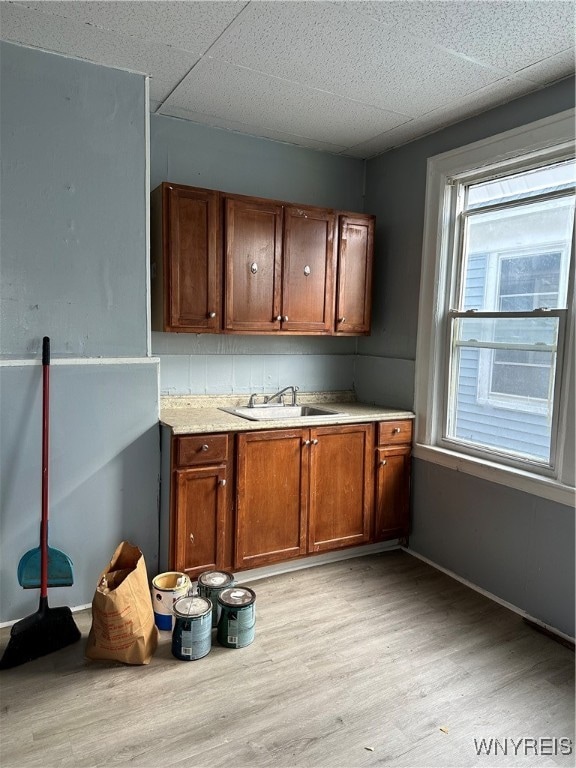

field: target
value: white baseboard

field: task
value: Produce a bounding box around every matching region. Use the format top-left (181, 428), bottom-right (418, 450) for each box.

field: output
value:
top-left (0, 545), bottom-right (399, 628)
top-left (231, 541), bottom-right (401, 584)
top-left (403, 546), bottom-right (575, 644)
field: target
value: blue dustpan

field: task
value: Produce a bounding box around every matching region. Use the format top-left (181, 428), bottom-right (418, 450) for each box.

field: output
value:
top-left (18, 544), bottom-right (74, 589)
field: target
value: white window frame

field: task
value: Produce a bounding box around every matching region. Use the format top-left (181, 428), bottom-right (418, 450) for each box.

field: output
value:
top-left (414, 109), bottom-right (575, 507)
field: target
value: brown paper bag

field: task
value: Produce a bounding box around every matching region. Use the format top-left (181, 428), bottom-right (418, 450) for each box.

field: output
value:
top-left (86, 541), bottom-right (158, 665)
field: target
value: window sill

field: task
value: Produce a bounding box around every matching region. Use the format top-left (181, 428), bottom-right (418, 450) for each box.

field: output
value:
top-left (413, 443), bottom-right (575, 507)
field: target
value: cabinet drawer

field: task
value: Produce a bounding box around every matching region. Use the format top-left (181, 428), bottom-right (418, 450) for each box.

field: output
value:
top-left (377, 420), bottom-right (413, 446)
top-left (176, 434), bottom-right (229, 466)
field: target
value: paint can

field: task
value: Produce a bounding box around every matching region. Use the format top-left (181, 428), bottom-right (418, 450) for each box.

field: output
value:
top-left (217, 586), bottom-right (256, 648)
top-left (197, 570), bottom-right (235, 627)
top-left (151, 572), bottom-right (192, 631)
top-left (171, 596), bottom-right (212, 661)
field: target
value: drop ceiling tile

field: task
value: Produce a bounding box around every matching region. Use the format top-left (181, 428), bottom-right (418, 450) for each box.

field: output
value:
top-left (343, 76), bottom-right (541, 158)
top-left (15, 0), bottom-right (248, 53)
top-left (157, 105), bottom-right (348, 154)
top-left (0, 3), bottom-right (198, 102)
top-left (341, 121), bottom-right (425, 159)
top-left (414, 77), bottom-right (540, 130)
top-left (206, 0), bottom-right (505, 117)
top-left (515, 49), bottom-right (575, 84)
top-left (162, 57), bottom-right (412, 147)
top-left (347, 1), bottom-right (575, 75)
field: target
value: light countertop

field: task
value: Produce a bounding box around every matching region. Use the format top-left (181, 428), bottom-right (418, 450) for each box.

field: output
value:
top-left (160, 392), bottom-right (414, 435)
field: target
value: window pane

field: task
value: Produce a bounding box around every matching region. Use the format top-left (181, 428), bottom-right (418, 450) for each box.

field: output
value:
top-left (491, 349), bottom-right (554, 400)
top-left (468, 159), bottom-right (576, 208)
top-left (461, 197), bottom-right (574, 310)
top-left (499, 252), bottom-right (560, 310)
top-left (448, 317), bottom-right (560, 463)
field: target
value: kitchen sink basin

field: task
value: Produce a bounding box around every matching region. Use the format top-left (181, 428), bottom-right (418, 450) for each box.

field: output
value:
top-left (219, 405), bottom-right (347, 421)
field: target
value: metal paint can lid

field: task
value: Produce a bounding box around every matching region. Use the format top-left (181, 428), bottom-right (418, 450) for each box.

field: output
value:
top-left (218, 586), bottom-right (256, 607)
top-left (197, 570), bottom-right (234, 588)
top-left (173, 596), bottom-right (212, 619)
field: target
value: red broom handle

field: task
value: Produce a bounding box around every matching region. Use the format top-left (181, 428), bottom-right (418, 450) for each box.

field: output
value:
top-left (41, 336), bottom-right (50, 599)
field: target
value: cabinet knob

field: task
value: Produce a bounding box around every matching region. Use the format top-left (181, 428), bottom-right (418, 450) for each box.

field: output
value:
top-left (312, 439), bottom-right (319, 445)
top-left (208, 311), bottom-right (216, 318)
top-left (380, 460), bottom-right (387, 466)
top-left (393, 427), bottom-right (401, 434)
top-left (201, 444), bottom-right (209, 451)
top-left (250, 262), bottom-right (258, 274)
top-left (219, 478), bottom-right (227, 487)
top-left (282, 316), bottom-right (289, 322)
top-left (275, 315), bottom-right (282, 322)
top-left (189, 533), bottom-right (195, 544)
top-left (302, 439), bottom-right (311, 446)
top-left (338, 317), bottom-right (346, 324)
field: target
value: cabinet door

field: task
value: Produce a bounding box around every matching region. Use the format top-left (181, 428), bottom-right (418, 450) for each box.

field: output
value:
top-left (172, 464), bottom-right (227, 577)
top-left (224, 196), bottom-right (283, 332)
top-left (374, 446), bottom-right (411, 541)
top-left (308, 424), bottom-right (374, 552)
top-left (162, 184), bottom-right (221, 332)
top-left (335, 214), bottom-right (374, 335)
top-left (281, 206), bottom-right (336, 333)
top-left (235, 429), bottom-right (308, 568)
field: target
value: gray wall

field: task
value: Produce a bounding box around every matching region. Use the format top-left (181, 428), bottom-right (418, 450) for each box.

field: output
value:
top-left (363, 77), bottom-right (575, 636)
top-left (0, 42), bottom-right (159, 623)
top-left (0, 364), bottom-right (159, 622)
top-left (150, 114), bottom-right (365, 396)
top-left (0, 42), bottom-right (148, 358)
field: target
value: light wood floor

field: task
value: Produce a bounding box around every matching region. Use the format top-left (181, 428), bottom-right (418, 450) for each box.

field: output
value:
top-left (0, 551), bottom-right (574, 768)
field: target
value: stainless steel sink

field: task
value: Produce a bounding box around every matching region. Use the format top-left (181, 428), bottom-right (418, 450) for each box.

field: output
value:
top-left (220, 405), bottom-right (346, 421)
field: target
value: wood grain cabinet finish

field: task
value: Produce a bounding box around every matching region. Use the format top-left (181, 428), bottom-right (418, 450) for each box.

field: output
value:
top-left (235, 429), bottom-right (308, 568)
top-left (151, 183), bottom-right (222, 333)
top-left (170, 419), bottom-right (412, 576)
top-left (235, 423), bottom-right (376, 567)
top-left (224, 196), bottom-right (283, 332)
top-left (335, 214), bottom-right (375, 335)
top-left (281, 206), bottom-right (336, 334)
top-left (307, 423), bottom-right (374, 552)
top-left (225, 197), bottom-right (336, 334)
top-left (374, 420), bottom-right (412, 542)
top-left (171, 434), bottom-right (232, 577)
top-left (152, 183), bottom-right (374, 336)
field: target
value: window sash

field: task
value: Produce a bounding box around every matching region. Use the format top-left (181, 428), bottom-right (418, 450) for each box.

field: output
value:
top-left (443, 171), bottom-right (572, 472)
top-left (444, 310), bottom-right (566, 466)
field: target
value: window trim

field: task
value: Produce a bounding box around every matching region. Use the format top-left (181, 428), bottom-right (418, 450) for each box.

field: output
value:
top-left (414, 108), bottom-right (575, 507)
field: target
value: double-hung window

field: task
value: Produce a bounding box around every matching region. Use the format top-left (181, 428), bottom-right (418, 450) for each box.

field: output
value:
top-left (415, 110), bottom-right (575, 504)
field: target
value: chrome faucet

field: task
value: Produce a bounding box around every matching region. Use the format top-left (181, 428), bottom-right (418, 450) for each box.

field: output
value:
top-left (248, 385), bottom-right (299, 407)
top-left (264, 385), bottom-right (299, 406)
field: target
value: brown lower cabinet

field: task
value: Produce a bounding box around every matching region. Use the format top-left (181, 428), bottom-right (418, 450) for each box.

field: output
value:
top-left (374, 420), bottom-right (413, 541)
top-left (235, 429), bottom-right (308, 568)
top-left (307, 424), bottom-right (374, 554)
top-left (170, 434), bottom-right (233, 578)
top-left (169, 419), bottom-right (412, 575)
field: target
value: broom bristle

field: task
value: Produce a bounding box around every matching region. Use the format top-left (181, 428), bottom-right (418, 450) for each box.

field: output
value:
top-left (0, 604), bottom-right (81, 670)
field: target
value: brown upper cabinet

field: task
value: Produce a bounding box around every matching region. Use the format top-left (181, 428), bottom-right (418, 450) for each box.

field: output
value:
top-left (151, 183), bottom-right (374, 336)
top-left (225, 195), bottom-right (336, 334)
top-left (335, 214), bottom-right (375, 335)
top-left (151, 183), bottom-right (222, 333)
top-left (224, 195), bottom-right (283, 333)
